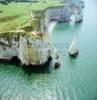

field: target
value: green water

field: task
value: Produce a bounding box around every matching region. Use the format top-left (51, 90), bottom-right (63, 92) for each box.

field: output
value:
top-left (0, 0), bottom-right (97, 100)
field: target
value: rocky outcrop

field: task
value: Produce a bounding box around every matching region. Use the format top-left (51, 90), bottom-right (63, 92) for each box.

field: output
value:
top-left (0, 31), bottom-right (60, 67)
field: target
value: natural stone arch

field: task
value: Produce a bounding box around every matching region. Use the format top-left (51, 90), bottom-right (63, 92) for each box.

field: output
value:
top-left (70, 14), bottom-right (75, 23)
top-left (70, 6), bottom-right (83, 23)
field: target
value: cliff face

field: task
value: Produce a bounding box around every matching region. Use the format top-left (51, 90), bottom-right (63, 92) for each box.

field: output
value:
top-left (19, 35), bottom-right (49, 65)
top-left (0, 31), bottom-right (57, 65)
top-left (40, 0), bottom-right (84, 32)
top-left (0, 32), bottom-right (19, 58)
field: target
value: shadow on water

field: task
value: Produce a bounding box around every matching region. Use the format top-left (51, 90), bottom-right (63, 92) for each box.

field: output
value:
top-left (0, 56), bottom-right (54, 75)
top-left (0, 63), bottom-right (52, 76)
top-left (68, 55), bottom-right (79, 65)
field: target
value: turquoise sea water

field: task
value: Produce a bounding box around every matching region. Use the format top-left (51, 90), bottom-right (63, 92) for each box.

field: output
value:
top-left (0, 0), bottom-right (97, 100)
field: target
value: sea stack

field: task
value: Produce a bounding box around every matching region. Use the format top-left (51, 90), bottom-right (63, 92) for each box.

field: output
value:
top-left (68, 37), bottom-right (79, 57)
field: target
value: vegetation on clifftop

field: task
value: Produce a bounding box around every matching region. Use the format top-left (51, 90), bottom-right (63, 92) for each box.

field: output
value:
top-left (0, 0), bottom-right (63, 32)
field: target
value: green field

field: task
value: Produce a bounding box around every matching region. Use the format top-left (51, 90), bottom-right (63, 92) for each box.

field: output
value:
top-left (0, 0), bottom-right (63, 32)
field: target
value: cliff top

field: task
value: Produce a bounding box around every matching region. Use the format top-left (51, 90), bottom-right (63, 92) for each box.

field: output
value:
top-left (0, 0), bottom-right (63, 32)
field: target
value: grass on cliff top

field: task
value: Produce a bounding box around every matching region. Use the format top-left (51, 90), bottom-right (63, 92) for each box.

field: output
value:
top-left (0, 0), bottom-right (63, 32)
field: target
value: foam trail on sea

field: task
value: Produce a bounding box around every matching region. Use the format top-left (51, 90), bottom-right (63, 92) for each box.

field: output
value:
top-left (48, 22), bottom-right (57, 35)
